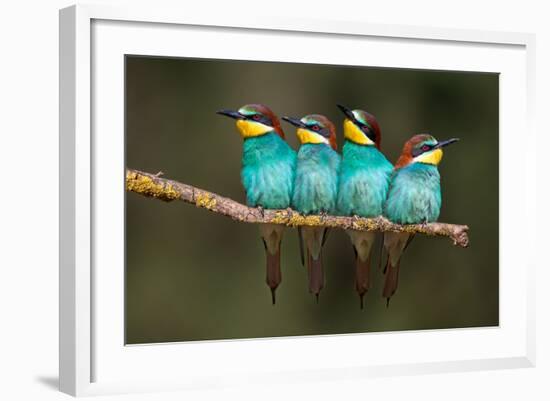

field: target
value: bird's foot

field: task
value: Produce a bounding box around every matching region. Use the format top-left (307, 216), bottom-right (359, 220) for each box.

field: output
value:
top-left (257, 205), bottom-right (265, 218)
top-left (319, 210), bottom-right (329, 223)
top-left (351, 214), bottom-right (360, 230)
top-left (286, 207), bottom-right (294, 219)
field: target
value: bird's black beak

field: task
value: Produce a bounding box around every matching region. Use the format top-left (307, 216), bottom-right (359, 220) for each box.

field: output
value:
top-left (434, 138), bottom-right (460, 149)
top-left (337, 104), bottom-right (356, 121)
top-left (216, 109), bottom-right (244, 120)
top-left (282, 116), bottom-right (307, 128)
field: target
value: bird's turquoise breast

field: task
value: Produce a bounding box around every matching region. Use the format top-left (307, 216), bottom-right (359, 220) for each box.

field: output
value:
top-left (241, 132), bottom-right (297, 209)
top-left (336, 141), bottom-right (393, 217)
top-left (291, 144), bottom-right (341, 215)
top-left (384, 163), bottom-right (441, 224)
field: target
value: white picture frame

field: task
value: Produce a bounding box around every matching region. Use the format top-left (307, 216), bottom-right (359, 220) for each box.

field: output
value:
top-left (59, 3), bottom-right (536, 397)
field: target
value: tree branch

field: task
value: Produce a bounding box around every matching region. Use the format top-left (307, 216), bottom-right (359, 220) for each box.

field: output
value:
top-left (125, 168), bottom-right (470, 248)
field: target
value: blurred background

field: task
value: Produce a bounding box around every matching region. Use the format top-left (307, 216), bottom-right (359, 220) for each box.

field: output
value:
top-left (125, 56), bottom-right (498, 344)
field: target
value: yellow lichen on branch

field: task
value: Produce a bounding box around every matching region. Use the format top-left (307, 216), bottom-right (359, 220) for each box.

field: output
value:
top-left (195, 192), bottom-right (217, 210)
top-left (125, 168), bottom-right (470, 248)
top-left (126, 170), bottom-right (180, 202)
top-left (271, 211), bottom-right (323, 227)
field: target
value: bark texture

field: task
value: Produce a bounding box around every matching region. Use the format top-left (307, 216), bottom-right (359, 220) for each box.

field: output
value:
top-left (126, 168), bottom-right (470, 248)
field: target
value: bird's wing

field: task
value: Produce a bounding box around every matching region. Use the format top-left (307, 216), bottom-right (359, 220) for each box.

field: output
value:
top-left (322, 228), bottom-right (330, 246)
top-left (298, 227), bottom-right (305, 267)
top-left (404, 233), bottom-right (415, 251)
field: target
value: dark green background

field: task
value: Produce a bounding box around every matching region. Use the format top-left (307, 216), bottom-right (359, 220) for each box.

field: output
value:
top-left (125, 56), bottom-right (499, 344)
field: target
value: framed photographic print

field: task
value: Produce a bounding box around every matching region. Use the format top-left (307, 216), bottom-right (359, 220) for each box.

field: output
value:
top-left (59, 4), bottom-right (536, 396)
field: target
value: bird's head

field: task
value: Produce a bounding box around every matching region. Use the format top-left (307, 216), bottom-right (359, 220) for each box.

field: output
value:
top-left (337, 104), bottom-right (381, 149)
top-left (395, 134), bottom-right (459, 169)
top-left (282, 114), bottom-right (337, 150)
top-left (216, 103), bottom-right (285, 139)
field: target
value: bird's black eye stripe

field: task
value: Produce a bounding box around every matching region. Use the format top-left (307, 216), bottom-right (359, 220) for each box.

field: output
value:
top-left (412, 144), bottom-right (434, 157)
top-left (360, 123), bottom-right (377, 143)
top-left (307, 123), bottom-right (330, 138)
top-left (247, 114), bottom-right (272, 127)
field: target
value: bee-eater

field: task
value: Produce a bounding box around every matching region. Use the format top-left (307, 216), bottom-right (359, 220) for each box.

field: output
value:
top-left (335, 104), bottom-right (393, 308)
top-left (383, 134), bottom-right (459, 305)
top-left (282, 114), bottom-right (340, 301)
top-left (217, 104), bottom-right (297, 304)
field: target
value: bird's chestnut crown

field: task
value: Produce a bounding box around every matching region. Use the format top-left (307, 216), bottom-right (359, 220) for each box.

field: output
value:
top-left (282, 114), bottom-right (337, 150)
top-left (216, 104), bottom-right (285, 139)
top-left (337, 104), bottom-right (381, 149)
top-left (395, 134), bottom-right (459, 169)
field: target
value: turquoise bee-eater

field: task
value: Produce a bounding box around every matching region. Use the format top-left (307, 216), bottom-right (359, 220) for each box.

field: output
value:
top-left (335, 104), bottom-right (393, 308)
top-left (282, 114), bottom-right (340, 301)
top-left (217, 104), bottom-right (297, 304)
top-left (383, 134), bottom-right (459, 305)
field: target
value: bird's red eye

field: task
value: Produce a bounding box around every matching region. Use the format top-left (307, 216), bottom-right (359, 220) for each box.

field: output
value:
top-left (421, 145), bottom-right (430, 151)
top-left (252, 115), bottom-right (261, 121)
top-left (312, 125), bottom-right (320, 131)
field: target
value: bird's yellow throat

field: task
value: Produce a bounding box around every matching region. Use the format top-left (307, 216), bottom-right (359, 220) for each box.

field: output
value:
top-left (343, 119), bottom-right (374, 145)
top-left (414, 148), bottom-right (443, 165)
top-left (296, 128), bottom-right (328, 145)
top-left (236, 120), bottom-right (273, 138)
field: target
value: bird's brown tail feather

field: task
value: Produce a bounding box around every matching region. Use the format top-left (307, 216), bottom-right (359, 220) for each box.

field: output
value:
top-left (307, 251), bottom-right (324, 302)
top-left (383, 258), bottom-right (400, 307)
top-left (265, 246), bottom-right (281, 305)
top-left (355, 252), bottom-right (371, 309)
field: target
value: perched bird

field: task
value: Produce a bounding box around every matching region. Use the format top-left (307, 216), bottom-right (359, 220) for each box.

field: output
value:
top-left (217, 104), bottom-right (297, 304)
top-left (383, 134), bottom-right (459, 305)
top-left (335, 104), bottom-right (393, 308)
top-left (282, 114), bottom-right (340, 301)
